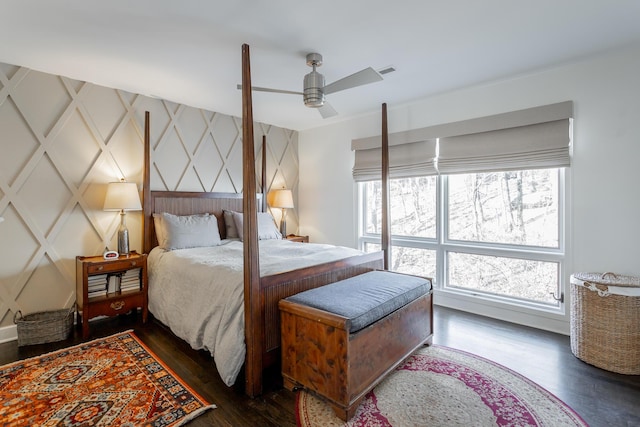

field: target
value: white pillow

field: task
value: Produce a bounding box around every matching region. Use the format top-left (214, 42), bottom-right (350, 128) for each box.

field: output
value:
top-left (154, 212), bottom-right (209, 248)
top-left (158, 212), bottom-right (222, 250)
top-left (223, 209), bottom-right (239, 239)
top-left (232, 211), bottom-right (283, 241)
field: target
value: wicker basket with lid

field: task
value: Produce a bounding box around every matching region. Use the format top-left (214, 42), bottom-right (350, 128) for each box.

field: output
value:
top-left (570, 272), bottom-right (640, 374)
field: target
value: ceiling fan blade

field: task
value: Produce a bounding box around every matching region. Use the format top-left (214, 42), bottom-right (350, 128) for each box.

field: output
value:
top-left (236, 84), bottom-right (302, 96)
top-left (324, 67), bottom-right (383, 95)
top-left (318, 102), bottom-right (338, 119)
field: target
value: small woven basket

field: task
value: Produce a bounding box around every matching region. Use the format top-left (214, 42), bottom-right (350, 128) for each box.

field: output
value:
top-left (13, 304), bottom-right (75, 347)
top-left (570, 272), bottom-right (640, 374)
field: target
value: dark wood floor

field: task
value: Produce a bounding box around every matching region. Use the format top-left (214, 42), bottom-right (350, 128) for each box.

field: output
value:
top-left (2, 306), bottom-right (639, 426)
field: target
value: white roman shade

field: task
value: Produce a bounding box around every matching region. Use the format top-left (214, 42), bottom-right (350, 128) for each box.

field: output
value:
top-left (352, 101), bottom-right (573, 180)
top-left (352, 128), bottom-right (437, 182)
top-left (438, 102), bottom-right (573, 174)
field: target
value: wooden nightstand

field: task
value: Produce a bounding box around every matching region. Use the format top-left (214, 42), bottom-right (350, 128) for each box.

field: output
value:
top-left (76, 251), bottom-right (148, 339)
top-left (285, 234), bottom-right (309, 243)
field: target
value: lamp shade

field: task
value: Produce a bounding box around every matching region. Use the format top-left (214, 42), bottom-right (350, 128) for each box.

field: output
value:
top-left (103, 181), bottom-right (142, 211)
top-left (271, 189), bottom-right (294, 209)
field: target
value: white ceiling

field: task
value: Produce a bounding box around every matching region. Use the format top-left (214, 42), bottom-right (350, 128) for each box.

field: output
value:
top-left (2, 1), bottom-right (640, 131)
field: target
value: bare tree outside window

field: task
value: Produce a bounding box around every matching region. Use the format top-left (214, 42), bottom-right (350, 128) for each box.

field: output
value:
top-left (449, 170), bottom-right (559, 247)
top-left (446, 169), bottom-right (560, 303)
top-left (364, 177), bottom-right (436, 238)
top-left (363, 177), bottom-right (438, 280)
top-left (360, 168), bottom-right (563, 307)
top-left (448, 252), bottom-right (559, 304)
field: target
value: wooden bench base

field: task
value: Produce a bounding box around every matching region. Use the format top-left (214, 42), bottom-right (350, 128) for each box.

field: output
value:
top-left (280, 292), bottom-right (433, 421)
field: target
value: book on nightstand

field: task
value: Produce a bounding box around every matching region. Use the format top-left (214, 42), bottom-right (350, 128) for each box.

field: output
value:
top-left (88, 274), bottom-right (108, 298)
top-left (119, 268), bottom-right (141, 292)
top-left (107, 274), bottom-right (119, 294)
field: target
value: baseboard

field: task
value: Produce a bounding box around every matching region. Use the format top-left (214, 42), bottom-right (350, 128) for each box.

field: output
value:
top-left (434, 289), bottom-right (570, 336)
top-left (0, 324), bottom-right (17, 344)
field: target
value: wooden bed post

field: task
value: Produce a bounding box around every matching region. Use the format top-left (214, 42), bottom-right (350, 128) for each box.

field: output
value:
top-left (242, 43), bottom-right (263, 397)
top-left (143, 111), bottom-right (151, 255)
top-left (381, 103), bottom-right (391, 270)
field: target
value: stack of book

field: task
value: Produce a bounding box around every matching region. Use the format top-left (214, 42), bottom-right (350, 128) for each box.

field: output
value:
top-left (120, 268), bottom-right (141, 292)
top-left (87, 274), bottom-right (108, 298)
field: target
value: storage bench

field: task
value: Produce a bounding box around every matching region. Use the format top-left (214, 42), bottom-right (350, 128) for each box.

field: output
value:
top-left (279, 270), bottom-right (433, 421)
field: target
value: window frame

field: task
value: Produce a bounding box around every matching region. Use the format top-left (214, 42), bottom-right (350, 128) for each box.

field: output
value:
top-left (358, 168), bottom-right (567, 315)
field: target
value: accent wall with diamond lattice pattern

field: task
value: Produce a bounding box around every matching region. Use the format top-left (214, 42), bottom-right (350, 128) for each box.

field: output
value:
top-left (0, 62), bottom-right (299, 339)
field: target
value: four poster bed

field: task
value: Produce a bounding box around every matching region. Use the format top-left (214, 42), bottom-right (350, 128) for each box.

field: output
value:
top-left (141, 45), bottom-right (385, 396)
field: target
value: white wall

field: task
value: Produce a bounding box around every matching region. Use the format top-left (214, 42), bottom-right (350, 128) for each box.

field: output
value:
top-left (299, 43), bottom-right (640, 331)
top-left (297, 120), bottom-right (364, 247)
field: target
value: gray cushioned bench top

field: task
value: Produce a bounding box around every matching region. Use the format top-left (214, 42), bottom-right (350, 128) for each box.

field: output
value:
top-left (284, 270), bottom-right (431, 333)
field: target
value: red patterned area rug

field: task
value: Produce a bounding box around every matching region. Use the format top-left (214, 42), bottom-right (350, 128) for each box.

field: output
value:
top-left (0, 330), bottom-right (214, 426)
top-left (297, 345), bottom-right (588, 427)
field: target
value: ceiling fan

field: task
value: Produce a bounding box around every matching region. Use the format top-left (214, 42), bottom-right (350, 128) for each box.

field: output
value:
top-left (238, 52), bottom-right (384, 118)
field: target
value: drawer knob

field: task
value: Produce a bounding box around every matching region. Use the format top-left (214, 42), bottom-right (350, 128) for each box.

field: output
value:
top-left (97, 266), bottom-right (104, 271)
top-left (130, 261), bottom-right (137, 266)
top-left (110, 301), bottom-right (125, 310)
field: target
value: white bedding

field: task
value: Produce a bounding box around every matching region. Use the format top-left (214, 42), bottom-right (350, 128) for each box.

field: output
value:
top-left (147, 239), bottom-right (362, 386)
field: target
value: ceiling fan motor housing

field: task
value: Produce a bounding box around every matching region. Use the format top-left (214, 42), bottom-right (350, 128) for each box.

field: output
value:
top-left (303, 70), bottom-right (325, 107)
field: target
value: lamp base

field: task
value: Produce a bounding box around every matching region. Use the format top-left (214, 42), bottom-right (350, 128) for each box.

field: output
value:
top-left (117, 211), bottom-right (130, 255)
top-left (117, 228), bottom-right (130, 255)
top-left (280, 208), bottom-right (288, 237)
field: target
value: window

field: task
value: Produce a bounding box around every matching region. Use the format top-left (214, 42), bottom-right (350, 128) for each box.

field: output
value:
top-left (363, 177), bottom-right (436, 238)
top-left (359, 168), bottom-right (565, 310)
top-left (447, 252), bottom-right (560, 304)
top-left (361, 176), bottom-right (439, 284)
top-left (445, 169), bottom-right (562, 305)
top-left (447, 170), bottom-right (559, 248)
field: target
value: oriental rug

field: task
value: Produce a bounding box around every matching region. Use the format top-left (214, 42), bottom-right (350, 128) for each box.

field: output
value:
top-left (297, 345), bottom-right (588, 427)
top-left (0, 330), bottom-right (214, 426)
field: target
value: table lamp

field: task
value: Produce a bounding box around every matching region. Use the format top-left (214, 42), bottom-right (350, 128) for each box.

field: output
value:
top-left (271, 189), bottom-right (294, 236)
top-left (103, 180), bottom-right (142, 255)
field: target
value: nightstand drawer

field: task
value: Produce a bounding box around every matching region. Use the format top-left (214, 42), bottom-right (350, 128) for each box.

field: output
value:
top-left (87, 264), bottom-right (109, 274)
top-left (86, 258), bottom-right (143, 274)
top-left (85, 292), bottom-right (144, 318)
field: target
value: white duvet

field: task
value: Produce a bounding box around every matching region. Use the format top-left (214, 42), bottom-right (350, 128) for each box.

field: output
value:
top-left (147, 239), bottom-right (362, 386)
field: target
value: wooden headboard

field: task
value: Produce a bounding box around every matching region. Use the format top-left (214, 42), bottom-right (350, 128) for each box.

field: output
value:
top-left (143, 191), bottom-right (263, 253)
